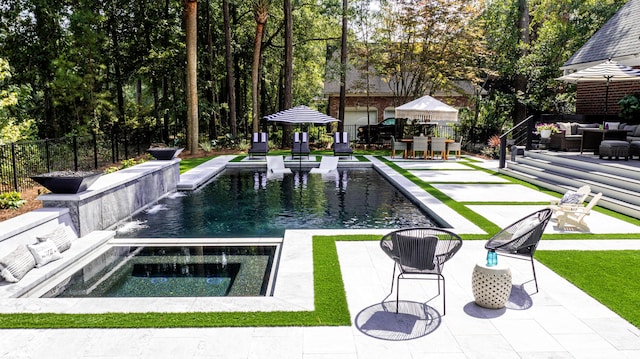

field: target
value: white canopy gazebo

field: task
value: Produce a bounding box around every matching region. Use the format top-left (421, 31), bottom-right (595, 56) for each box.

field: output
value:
top-left (394, 95), bottom-right (459, 124)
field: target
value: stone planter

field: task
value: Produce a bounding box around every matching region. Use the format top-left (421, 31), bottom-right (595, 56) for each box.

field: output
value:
top-left (146, 147), bottom-right (184, 160)
top-left (31, 171), bottom-right (103, 194)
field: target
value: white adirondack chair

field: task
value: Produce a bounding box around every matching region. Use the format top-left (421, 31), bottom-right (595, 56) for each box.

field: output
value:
top-left (555, 192), bottom-right (603, 231)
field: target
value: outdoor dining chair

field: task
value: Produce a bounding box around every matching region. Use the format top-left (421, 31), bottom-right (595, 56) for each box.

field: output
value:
top-left (390, 135), bottom-right (407, 159)
top-left (430, 137), bottom-right (447, 160)
top-left (412, 136), bottom-right (429, 159)
top-left (484, 208), bottom-right (552, 293)
top-left (446, 137), bottom-right (462, 159)
top-left (380, 227), bottom-right (463, 315)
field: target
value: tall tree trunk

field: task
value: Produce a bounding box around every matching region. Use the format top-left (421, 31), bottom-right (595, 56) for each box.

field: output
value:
top-left (184, 0), bottom-right (199, 154)
top-left (338, 0), bottom-right (348, 132)
top-left (252, 0), bottom-right (269, 134)
top-left (223, 0), bottom-right (237, 137)
top-left (515, 0), bottom-right (530, 124)
top-left (282, 0), bottom-right (293, 144)
top-left (204, 0), bottom-right (216, 140)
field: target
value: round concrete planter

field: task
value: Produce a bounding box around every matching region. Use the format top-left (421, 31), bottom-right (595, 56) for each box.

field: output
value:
top-left (31, 171), bottom-right (103, 194)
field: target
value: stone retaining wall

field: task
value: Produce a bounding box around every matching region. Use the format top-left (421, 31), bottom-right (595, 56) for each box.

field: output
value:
top-left (37, 159), bottom-right (180, 236)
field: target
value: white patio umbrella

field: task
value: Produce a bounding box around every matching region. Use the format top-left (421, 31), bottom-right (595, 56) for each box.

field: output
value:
top-left (556, 60), bottom-right (640, 118)
top-left (264, 105), bottom-right (340, 124)
top-left (394, 95), bottom-right (458, 124)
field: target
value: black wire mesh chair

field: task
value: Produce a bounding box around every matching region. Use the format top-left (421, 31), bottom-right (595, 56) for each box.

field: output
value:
top-left (380, 227), bottom-right (463, 315)
top-left (484, 208), bottom-right (552, 294)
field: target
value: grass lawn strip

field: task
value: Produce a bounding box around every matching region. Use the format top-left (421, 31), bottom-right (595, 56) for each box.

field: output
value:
top-left (536, 250), bottom-right (640, 328)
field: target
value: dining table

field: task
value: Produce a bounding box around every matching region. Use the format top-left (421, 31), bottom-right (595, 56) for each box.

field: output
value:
top-left (400, 137), bottom-right (454, 160)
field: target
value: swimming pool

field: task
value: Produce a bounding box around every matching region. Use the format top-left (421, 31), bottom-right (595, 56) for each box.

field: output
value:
top-left (118, 168), bottom-right (437, 238)
top-left (41, 245), bottom-right (278, 298)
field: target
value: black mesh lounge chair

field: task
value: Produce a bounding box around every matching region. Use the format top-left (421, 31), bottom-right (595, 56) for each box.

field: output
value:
top-left (380, 228), bottom-right (463, 315)
top-left (248, 132), bottom-right (268, 158)
top-left (333, 132), bottom-right (353, 158)
top-left (292, 132), bottom-right (310, 159)
top-left (484, 208), bottom-right (552, 293)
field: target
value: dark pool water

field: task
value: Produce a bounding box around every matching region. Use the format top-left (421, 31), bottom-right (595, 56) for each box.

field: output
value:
top-left (119, 168), bottom-right (436, 238)
top-left (48, 246), bottom-right (275, 297)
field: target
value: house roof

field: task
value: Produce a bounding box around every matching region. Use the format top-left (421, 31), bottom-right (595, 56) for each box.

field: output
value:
top-left (562, 0), bottom-right (640, 71)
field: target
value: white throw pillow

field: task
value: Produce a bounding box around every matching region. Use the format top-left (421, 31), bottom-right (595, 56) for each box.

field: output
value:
top-left (37, 225), bottom-right (73, 253)
top-left (0, 245), bottom-right (36, 282)
top-left (559, 191), bottom-right (582, 205)
top-left (605, 122), bottom-right (620, 130)
top-left (27, 240), bottom-right (63, 268)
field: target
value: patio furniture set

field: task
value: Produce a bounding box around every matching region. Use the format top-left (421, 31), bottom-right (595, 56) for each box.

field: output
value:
top-left (547, 120), bottom-right (640, 159)
top-left (249, 131), bottom-right (353, 160)
top-left (391, 136), bottom-right (462, 160)
top-left (380, 208), bottom-right (553, 314)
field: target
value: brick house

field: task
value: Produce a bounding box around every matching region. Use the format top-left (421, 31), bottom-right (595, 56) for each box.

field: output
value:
top-left (560, 0), bottom-right (640, 122)
top-left (323, 66), bottom-right (478, 131)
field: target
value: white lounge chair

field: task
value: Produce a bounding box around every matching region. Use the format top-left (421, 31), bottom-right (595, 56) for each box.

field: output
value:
top-left (310, 156), bottom-right (339, 174)
top-left (555, 192), bottom-right (603, 231)
top-left (548, 185), bottom-right (591, 216)
top-left (266, 156), bottom-right (292, 175)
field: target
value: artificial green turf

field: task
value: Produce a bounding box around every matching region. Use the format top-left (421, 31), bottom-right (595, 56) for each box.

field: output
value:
top-left (377, 156), bottom-right (500, 237)
top-left (535, 250), bottom-right (640, 328)
top-left (0, 236), bottom-right (352, 329)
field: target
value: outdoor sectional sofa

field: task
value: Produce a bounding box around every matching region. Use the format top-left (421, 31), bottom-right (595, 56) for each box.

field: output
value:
top-left (549, 120), bottom-right (640, 151)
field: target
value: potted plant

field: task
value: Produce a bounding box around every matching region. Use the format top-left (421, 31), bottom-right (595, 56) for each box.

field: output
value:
top-left (535, 123), bottom-right (560, 138)
top-left (618, 93), bottom-right (640, 122)
top-left (31, 170), bottom-right (103, 194)
top-left (146, 143), bottom-right (184, 160)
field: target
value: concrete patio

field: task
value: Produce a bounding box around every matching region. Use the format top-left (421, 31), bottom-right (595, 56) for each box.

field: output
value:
top-left (1, 155), bottom-right (639, 358)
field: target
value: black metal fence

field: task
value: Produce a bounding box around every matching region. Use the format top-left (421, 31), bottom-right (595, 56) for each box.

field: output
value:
top-left (0, 131), bottom-right (152, 193)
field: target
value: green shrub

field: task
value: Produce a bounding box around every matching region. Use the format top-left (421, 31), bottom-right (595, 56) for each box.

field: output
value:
top-left (199, 141), bottom-right (213, 153)
top-left (0, 192), bottom-right (26, 209)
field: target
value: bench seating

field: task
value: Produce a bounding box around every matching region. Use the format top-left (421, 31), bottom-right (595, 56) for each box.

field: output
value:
top-left (0, 208), bottom-right (115, 298)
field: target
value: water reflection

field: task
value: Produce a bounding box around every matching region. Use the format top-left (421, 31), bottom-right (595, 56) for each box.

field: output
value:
top-left (122, 168), bottom-right (436, 238)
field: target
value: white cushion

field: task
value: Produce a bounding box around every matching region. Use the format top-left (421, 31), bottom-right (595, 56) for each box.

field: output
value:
top-left (27, 240), bottom-right (63, 268)
top-left (37, 225), bottom-right (73, 253)
top-left (0, 245), bottom-right (36, 282)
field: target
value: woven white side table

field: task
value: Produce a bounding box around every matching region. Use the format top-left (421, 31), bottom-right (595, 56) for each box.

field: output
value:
top-left (472, 262), bottom-right (512, 309)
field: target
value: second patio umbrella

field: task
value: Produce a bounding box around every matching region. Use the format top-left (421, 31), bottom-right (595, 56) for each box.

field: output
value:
top-left (556, 60), bottom-right (640, 118)
top-left (264, 105), bottom-right (340, 125)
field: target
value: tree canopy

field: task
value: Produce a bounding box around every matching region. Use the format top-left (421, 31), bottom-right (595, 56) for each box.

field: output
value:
top-left (0, 0), bottom-right (630, 148)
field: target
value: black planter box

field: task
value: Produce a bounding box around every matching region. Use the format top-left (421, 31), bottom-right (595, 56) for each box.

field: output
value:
top-left (31, 171), bottom-right (103, 194)
top-left (146, 147), bottom-right (184, 160)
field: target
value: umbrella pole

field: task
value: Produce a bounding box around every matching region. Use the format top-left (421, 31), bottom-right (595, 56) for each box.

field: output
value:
top-left (604, 77), bottom-right (611, 122)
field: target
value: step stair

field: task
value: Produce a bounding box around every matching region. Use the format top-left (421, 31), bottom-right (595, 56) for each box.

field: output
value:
top-left (499, 150), bottom-right (640, 219)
